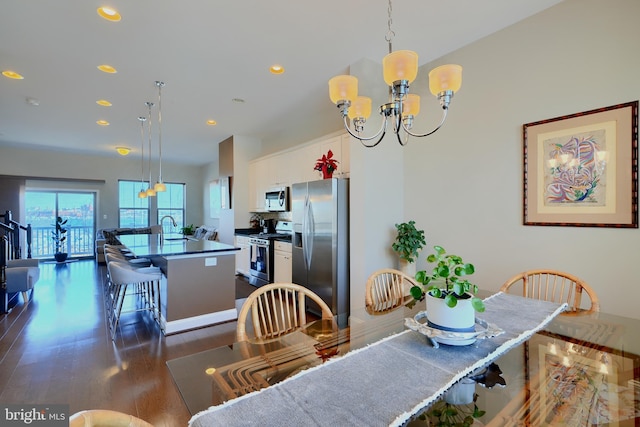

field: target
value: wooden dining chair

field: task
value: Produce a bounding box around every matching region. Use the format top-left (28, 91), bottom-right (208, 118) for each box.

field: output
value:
top-left (236, 282), bottom-right (334, 342)
top-left (365, 268), bottom-right (416, 312)
top-left (500, 269), bottom-right (600, 314)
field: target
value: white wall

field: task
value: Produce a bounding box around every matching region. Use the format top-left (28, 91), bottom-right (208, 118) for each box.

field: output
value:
top-left (402, 0), bottom-right (640, 318)
top-left (0, 146), bottom-right (205, 229)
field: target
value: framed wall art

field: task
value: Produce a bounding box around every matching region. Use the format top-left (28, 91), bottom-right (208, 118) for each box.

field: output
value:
top-left (523, 101), bottom-right (638, 227)
top-left (526, 331), bottom-right (640, 426)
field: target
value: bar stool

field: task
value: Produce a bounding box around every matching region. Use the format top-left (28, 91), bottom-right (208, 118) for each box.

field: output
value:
top-left (106, 260), bottom-right (162, 340)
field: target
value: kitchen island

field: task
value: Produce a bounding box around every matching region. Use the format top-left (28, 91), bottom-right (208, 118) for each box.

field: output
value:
top-left (118, 234), bottom-right (239, 334)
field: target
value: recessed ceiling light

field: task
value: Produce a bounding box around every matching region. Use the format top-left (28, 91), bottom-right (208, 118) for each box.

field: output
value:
top-left (2, 70), bottom-right (24, 79)
top-left (96, 120), bottom-right (109, 126)
top-left (270, 64), bottom-right (285, 74)
top-left (96, 99), bottom-right (112, 107)
top-left (97, 7), bottom-right (121, 22)
top-left (116, 147), bottom-right (130, 156)
top-left (97, 65), bottom-right (117, 74)
top-left (232, 98), bottom-right (245, 103)
top-left (206, 120), bottom-right (217, 126)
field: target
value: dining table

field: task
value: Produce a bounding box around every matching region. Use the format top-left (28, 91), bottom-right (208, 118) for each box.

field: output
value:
top-left (167, 292), bottom-right (640, 426)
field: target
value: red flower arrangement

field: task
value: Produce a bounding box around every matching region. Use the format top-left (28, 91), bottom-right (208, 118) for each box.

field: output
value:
top-left (314, 150), bottom-right (339, 179)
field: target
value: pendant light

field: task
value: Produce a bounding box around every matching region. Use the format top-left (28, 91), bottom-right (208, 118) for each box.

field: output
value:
top-left (137, 116), bottom-right (148, 199)
top-left (153, 81), bottom-right (166, 192)
top-left (145, 101), bottom-right (156, 197)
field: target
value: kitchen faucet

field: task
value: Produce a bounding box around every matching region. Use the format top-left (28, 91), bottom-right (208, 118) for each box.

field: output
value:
top-left (160, 215), bottom-right (177, 243)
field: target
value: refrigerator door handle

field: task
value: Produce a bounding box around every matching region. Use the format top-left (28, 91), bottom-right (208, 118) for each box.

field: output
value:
top-left (303, 194), bottom-right (313, 270)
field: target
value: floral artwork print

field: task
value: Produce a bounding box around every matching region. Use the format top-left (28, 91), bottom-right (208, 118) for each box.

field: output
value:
top-left (544, 129), bottom-right (607, 207)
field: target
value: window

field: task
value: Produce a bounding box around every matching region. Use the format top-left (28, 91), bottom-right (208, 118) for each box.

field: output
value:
top-left (157, 183), bottom-right (185, 233)
top-left (118, 180), bottom-right (185, 233)
top-left (25, 191), bottom-right (96, 259)
top-left (118, 180), bottom-right (149, 228)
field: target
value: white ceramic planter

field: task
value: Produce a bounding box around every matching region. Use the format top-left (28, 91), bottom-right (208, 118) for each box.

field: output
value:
top-left (426, 291), bottom-right (476, 346)
top-left (444, 378), bottom-right (476, 405)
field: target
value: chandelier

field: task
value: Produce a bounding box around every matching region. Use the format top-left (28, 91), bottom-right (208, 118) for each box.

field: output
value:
top-left (328, 0), bottom-right (462, 147)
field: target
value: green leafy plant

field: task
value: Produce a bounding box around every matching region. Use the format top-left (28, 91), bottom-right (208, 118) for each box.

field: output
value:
top-left (181, 224), bottom-right (195, 235)
top-left (391, 220), bottom-right (426, 264)
top-left (51, 216), bottom-right (68, 254)
top-left (410, 245), bottom-right (485, 312)
top-left (420, 394), bottom-right (486, 426)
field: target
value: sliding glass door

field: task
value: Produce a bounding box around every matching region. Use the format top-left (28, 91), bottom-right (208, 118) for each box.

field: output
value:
top-left (25, 191), bottom-right (96, 259)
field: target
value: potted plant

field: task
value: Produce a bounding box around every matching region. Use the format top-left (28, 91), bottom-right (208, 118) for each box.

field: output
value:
top-left (410, 246), bottom-right (485, 334)
top-left (391, 221), bottom-right (426, 275)
top-left (314, 150), bottom-right (339, 179)
top-left (52, 216), bottom-right (68, 262)
top-left (420, 391), bottom-right (486, 426)
top-left (181, 224), bottom-right (195, 235)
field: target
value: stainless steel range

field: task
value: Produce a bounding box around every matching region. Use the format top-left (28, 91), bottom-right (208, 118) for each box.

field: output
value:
top-left (248, 221), bottom-right (292, 287)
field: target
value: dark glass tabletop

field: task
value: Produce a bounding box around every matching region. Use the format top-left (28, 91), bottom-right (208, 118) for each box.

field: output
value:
top-left (168, 296), bottom-right (640, 425)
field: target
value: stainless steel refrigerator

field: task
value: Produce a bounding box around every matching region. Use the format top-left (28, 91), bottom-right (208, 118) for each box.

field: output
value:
top-left (292, 178), bottom-right (349, 323)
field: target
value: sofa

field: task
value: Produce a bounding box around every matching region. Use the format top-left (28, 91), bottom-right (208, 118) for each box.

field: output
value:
top-left (95, 225), bottom-right (161, 263)
top-left (6, 258), bottom-right (40, 304)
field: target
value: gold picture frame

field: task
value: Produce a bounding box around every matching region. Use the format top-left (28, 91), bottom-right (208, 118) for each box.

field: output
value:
top-left (523, 101), bottom-right (638, 227)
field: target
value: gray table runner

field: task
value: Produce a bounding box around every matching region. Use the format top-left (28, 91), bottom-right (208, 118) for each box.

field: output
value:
top-left (189, 293), bottom-right (567, 427)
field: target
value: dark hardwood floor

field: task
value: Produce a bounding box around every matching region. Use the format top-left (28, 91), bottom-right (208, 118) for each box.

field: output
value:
top-left (0, 259), bottom-right (256, 426)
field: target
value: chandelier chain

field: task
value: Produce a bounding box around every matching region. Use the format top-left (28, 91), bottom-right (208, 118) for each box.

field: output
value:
top-left (385, 0), bottom-right (395, 53)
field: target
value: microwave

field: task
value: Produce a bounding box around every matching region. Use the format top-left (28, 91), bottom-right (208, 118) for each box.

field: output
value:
top-left (265, 187), bottom-right (290, 212)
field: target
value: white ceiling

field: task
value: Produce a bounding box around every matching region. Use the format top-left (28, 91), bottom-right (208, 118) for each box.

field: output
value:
top-left (0, 0), bottom-right (563, 165)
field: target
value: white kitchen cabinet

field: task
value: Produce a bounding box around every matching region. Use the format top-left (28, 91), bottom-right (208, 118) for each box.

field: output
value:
top-left (319, 134), bottom-right (350, 178)
top-left (273, 241), bottom-right (292, 283)
top-left (292, 144), bottom-right (322, 183)
top-left (248, 158), bottom-right (269, 212)
top-left (235, 235), bottom-right (251, 276)
top-left (268, 151), bottom-right (293, 188)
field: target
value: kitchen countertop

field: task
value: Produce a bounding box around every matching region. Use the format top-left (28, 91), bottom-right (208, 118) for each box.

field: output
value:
top-left (234, 228), bottom-right (261, 236)
top-left (118, 234), bottom-right (239, 257)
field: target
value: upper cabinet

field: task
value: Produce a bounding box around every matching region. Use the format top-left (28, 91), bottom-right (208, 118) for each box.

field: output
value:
top-left (248, 158), bottom-right (269, 212)
top-left (248, 132), bottom-right (351, 212)
top-left (318, 134), bottom-right (350, 179)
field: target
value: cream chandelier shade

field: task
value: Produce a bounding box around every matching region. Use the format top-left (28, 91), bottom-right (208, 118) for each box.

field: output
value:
top-left (328, 0), bottom-right (463, 147)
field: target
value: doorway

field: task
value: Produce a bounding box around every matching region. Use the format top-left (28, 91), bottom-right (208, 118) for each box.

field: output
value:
top-left (25, 191), bottom-right (96, 259)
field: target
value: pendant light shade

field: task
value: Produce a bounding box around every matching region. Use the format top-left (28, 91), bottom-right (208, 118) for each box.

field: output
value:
top-left (402, 94), bottom-right (421, 117)
top-left (382, 50), bottom-right (418, 85)
top-left (428, 64), bottom-right (463, 96)
top-left (328, 75), bottom-right (358, 105)
top-left (347, 96), bottom-right (372, 121)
